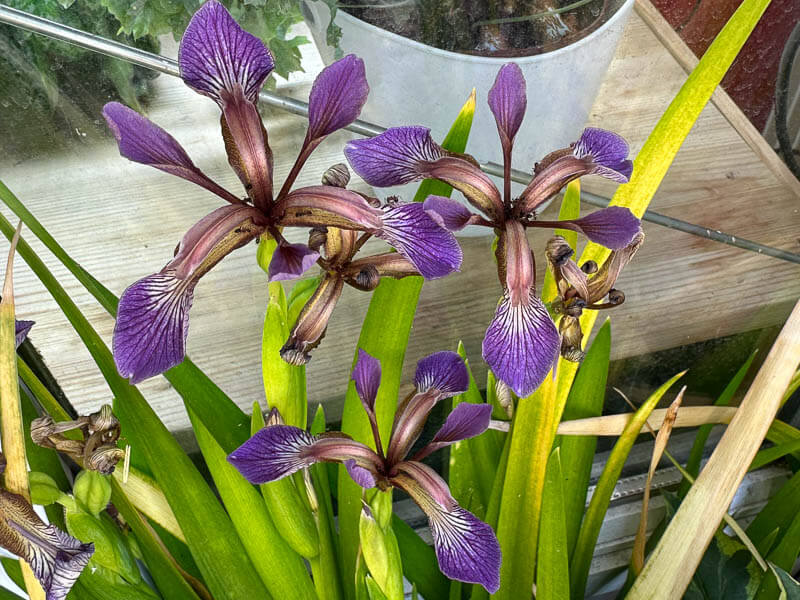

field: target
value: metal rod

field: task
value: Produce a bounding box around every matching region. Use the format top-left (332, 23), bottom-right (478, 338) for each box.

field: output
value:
top-left (1, 4), bottom-right (798, 265)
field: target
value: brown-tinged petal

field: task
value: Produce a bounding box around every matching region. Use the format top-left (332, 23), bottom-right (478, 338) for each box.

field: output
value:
top-left (280, 273), bottom-right (344, 366)
top-left (113, 205), bottom-right (264, 383)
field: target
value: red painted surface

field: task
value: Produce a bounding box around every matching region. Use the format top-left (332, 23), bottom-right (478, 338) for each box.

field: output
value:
top-left (651, 0), bottom-right (799, 131)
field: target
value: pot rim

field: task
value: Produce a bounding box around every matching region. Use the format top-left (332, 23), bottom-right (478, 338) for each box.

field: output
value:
top-left (318, 0), bottom-right (635, 64)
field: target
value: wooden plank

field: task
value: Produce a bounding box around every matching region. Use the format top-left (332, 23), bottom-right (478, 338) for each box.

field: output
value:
top-left (1, 14), bottom-right (798, 432)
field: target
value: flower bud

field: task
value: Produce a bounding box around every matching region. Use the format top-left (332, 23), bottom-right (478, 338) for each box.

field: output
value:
top-left (73, 470), bottom-right (112, 517)
top-left (358, 502), bottom-right (403, 600)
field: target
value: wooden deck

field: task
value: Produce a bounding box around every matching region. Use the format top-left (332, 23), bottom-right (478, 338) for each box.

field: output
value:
top-left (2, 3), bottom-right (799, 433)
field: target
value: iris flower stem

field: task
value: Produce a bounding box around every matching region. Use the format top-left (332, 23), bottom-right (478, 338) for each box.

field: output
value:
top-left (0, 223), bottom-right (45, 600)
top-left (275, 137), bottom-right (323, 206)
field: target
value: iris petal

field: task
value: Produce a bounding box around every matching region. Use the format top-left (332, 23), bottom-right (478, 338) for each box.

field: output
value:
top-left (307, 55), bottom-right (369, 140)
top-left (376, 203), bottom-right (463, 279)
top-left (113, 273), bottom-right (194, 385)
top-left (431, 403), bottom-right (492, 446)
top-left (345, 459), bottom-right (376, 489)
top-left (391, 461), bottom-right (500, 593)
top-left (352, 349), bottom-right (382, 413)
top-left (0, 489), bottom-right (93, 600)
top-left (114, 205), bottom-right (264, 383)
top-left (482, 292), bottom-right (560, 397)
top-left (414, 351), bottom-right (469, 399)
top-left (102, 102), bottom-right (240, 204)
top-left (178, 0), bottom-right (274, 103)
top-left (227, 425), bottom-right (380, 484)
top-left (557, 206), bottom-right (641, 250)
top-left (423, 195), bottom-right (479, 232)
top-left (344, 126), bottom-right (446, 187)
top-left (268, 241), bottom-right (320, 282)
top-left (573, 127), bottom-right (633, 182)
top-left (488, 63), bottom-right (527, 152)
top-left (14, 320), bottom-right (33, 349)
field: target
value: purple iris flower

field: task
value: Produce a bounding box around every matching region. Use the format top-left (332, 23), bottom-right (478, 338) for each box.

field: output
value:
top-left (344, 63), bottom-right (642, 397)
top-left (228, 349), bottom-right (501, 592)
top-left (103, 0), bottom-right (461, 384)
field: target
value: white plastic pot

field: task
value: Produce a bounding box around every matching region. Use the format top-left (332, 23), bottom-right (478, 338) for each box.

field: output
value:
top-left (302, 1), bottom-right (633, 164)
top-left (301, 1), bottom-right (634, 232)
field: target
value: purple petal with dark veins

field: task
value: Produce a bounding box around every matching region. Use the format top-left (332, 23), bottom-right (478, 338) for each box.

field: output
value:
top-left (482, 292), bottom-right (560, 397)
top-left (0, 488), bottom-right (93, 600)
top-left (414, 351), bottom-right (469, 399)
top-left (228, 425), bottom-right (381, 484)
top-left (557, 206), bottom-right (641, 250)
top-left (14, 320), bottom-right (33, 349)
top-left (432, 403), bottom-right (492, 445)
top-left (307, 54), bottom-right (369, 140)
top-left (345, 459), bottom-right (376, 489)
top-left (102, 102), bottom-right (239, 204)
top-left (572, 127), bottom-right (633, 182)
top-left (178, 0), bottom-right (274, 103)
top-left (391, 461), bottom-right (500, 593)
top-left (228, 425), bottom-right (317, 484)
top-left (344, 126), bottom-right (445, 187)
top-left (352, 348), bottom-right (381, 413)
top-left (488, 63), bottom-right (527, 151)
top-left (268, 241), bottom-right (320, 282)
top-left (114, 205), bottom-right (264, 383)
top-left (376, 203), bottom-right (462, 279)
top-left (423, 195), bottom-right (478, 232)
top-left (113, 273), bottom-right (194, 385)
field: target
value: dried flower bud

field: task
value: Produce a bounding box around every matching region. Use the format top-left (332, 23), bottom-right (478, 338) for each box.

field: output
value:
top-left (308, 228), bottom-right (328, 252)
top-left (348, 264), bottom-right (380, 292)
top-left (280, 345), bottom-right (312, 366)
top-left (559, 315), bottom-right (585, 363)
top-left (265, 407), bottom-right (285, 427)
top-left (545, 236), bottom-right (574, 267)
top-left (321, 163), bottom-right (351, 188)
top-left (85, 447), bottom-right (125, 476)
top-left (30, 416), bottom-right (57, 448)
top-left (495, 380), bottom-right (514, 419)
top-left (581, 260), bottom-right (598, 274)
top-left (607, 289), bottom-right (625, 305)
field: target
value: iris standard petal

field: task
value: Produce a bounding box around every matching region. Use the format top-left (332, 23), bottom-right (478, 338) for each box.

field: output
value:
top-left (227, 425), bottom-right (380, 484)
top-left (344, 126), bottom-right (446, 187)
top-left (391, 461), bottom-right (501, 593)
top-left (376, 203), bottom-right (463, 279)
top-left (420, 157), bottom-right (504, 222)
top-left (352, 348), bottom-right (382, 413)
top-left (572, 127), bottom-right (633, 182)
top-left (14, 320), bottom-right (33, 349)
top-left (482, 292), bottom-right (560, 397)
top-left (413, 403), bottom-right (493, 461)
top-left (102, 102), bottom-right (240, 204)
top-left (414, 351), bottom-right (469, 399)
top-left (178, 0), bottom-right (274, 103)
top-left (307, 54), bottom-right (369, 141)
top-left (114, 205), bottom-right (264, 383)
top-left (0, 489), bottom-right (93, 600)
top-left (531, 206), bottom-right (641, 250)
top-left (268, 241), bottom-right (320, 282)
top-left (423, 195), bottom-right (480, 232)
top-left (487, 63), bottom-right (527, 152)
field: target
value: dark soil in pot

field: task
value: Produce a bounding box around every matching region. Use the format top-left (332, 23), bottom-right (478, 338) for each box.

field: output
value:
top-left (338, 0), bottom-right (626, 56)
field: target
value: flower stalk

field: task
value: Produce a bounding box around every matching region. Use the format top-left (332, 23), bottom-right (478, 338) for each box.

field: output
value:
top-left (0, 222), bottom-right (45, 600)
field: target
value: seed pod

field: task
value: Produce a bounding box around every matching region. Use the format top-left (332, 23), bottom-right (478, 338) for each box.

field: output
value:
top-left (321, 163), bottom-right (350, 188)
top-left (73, 470), bottom-right (112, 517)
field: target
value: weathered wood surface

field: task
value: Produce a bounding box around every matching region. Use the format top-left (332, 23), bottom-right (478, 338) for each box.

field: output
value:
top-left (2, 10), bottom-right (798, 432)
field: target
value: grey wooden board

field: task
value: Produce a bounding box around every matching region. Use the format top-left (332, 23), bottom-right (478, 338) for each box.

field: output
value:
top-left (2, 15), bottom-right (799, 433)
